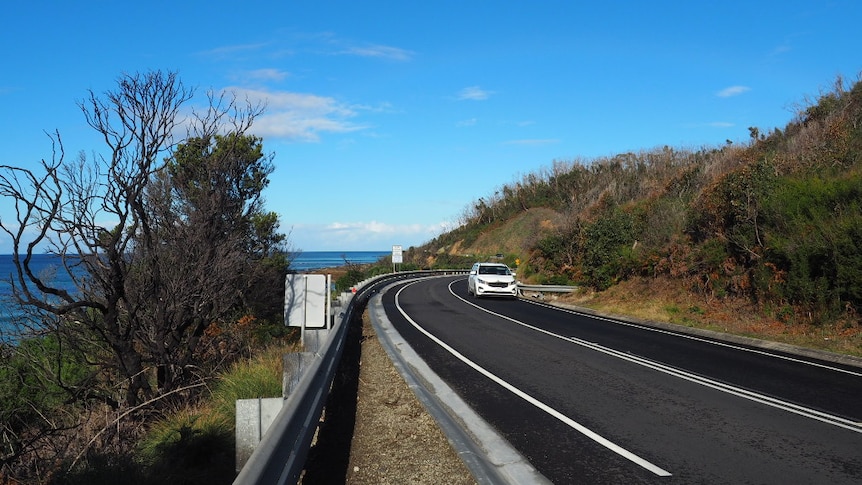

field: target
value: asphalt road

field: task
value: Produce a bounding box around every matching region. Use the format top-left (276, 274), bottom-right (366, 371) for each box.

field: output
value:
top-left (380, 275), bottom-right (862, 484)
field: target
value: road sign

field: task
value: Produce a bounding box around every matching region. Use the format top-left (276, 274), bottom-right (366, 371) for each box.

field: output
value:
top-left (285, 274), bottom-right (327, 329)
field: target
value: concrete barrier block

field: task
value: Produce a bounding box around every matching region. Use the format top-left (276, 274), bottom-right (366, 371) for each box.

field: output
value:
top-left (283, 352), bottom-right (315, 398)
top-left (302, 328), bottom-right (331, 354)
top-left (235, 397), bottom-right (284, 472)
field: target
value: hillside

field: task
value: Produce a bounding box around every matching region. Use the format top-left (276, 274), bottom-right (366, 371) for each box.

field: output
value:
top-left (405, 75), bottom-right (862, 356)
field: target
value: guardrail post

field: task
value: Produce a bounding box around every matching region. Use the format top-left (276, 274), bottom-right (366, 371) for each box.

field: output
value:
top-left (300, 328), bottom-right (329, 355)
top-left (283, 352), bottom-right (315, 398)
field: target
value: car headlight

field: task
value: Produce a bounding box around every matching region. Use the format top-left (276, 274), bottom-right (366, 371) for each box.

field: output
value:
top-left (477, 278), bottom-right (487, 284)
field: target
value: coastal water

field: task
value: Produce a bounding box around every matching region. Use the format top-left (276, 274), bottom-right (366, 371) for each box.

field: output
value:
top-left (289, 250), bottom-right (390, 272)
top-left (0, 251), bottom-right (389, 336)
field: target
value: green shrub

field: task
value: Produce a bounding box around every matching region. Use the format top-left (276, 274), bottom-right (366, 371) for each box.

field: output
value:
top-left (582, 209), bottom-right (638, 289)
top-left (209, 345), bottom-right (287, 421)
top-left (544, 274), bottom-right (573, 285)
top-left (129, 344), bottom-right (290, 485)
top-left (762, 172), bottom-right (862, 315)
top-left (335, 267), bottom-right (366, 292)
top-left (535, 233), bottom-right (574, 268)
top-left (0, 333), bottom-right (93, 429)
top-left (428, 253), bottom-right (474, 269)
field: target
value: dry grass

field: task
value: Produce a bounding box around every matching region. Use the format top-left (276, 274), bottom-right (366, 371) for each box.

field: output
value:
top-left (468, 208), bottom-right (563, 256)
top-left (561, 276), bottom-right (862, 358)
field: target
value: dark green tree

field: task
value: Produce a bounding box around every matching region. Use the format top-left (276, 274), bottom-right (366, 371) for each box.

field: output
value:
top-left (0, 70), bottom-right (288, 411)
top-left (156, 133), bottom-right (289, 338)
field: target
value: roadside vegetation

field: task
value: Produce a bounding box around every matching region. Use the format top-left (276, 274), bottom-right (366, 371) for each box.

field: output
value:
top-left (405, 74), bottom-right (862, 356)
top-left (0, 71), bottom-right (295, 483)
top-left (3, 68), bottom-right (861, 483)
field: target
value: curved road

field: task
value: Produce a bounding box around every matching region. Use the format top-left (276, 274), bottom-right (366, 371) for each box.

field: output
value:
top-left (379, 275), bottom-right (862, 484)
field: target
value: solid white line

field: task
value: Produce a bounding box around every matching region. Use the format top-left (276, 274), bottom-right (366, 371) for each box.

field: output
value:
top-left (396, 281), bottom-right (673, 477)
top-left (523, 297), bottom-right (862, 378)
top-left (566, 335), bottom-right (862, 433)
top-left (449, 279), bottom-right (862, 434)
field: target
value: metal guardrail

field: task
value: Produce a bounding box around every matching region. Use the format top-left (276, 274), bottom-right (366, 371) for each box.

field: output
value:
top-left (232, 269), bottom-right (569, 483)
top-left (232, 283), bottom-right (358, 484)
top-left (233, 269), bottom-right (468, 485)
top-left (517, 283), bottom-right (577, 294)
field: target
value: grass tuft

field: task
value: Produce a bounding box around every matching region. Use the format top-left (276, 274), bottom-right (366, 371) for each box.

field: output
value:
top-left (133, 343), bottom-right (296, 484)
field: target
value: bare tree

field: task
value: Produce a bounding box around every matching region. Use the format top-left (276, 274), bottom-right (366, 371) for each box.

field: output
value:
top-left (0, 70), bottom-right (274, 410)
top-left (137, 130), bottom-right (285, 392)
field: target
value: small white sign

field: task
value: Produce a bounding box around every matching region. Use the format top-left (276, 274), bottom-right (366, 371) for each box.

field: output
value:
top-left (285, 274), bottom-right (327, 328)
top-left (392, 244), bottom-right (403, 264)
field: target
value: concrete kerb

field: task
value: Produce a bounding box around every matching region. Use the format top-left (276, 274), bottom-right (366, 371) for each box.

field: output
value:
top-left (365, 274), bottom-right (862, 485)
top-left (368, 279), bottom-right (553, 485)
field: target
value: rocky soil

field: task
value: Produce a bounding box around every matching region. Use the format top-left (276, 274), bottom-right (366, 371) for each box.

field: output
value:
top-left (344, 312), bottom-right (476, 484)
top-left (300, 309), bottom-right (476, 484)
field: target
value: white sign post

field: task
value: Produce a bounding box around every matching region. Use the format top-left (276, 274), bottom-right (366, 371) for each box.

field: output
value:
top-left (392, 244), bottom-right (403, 272)
top-left (284, 274), bottom-right (328, 345)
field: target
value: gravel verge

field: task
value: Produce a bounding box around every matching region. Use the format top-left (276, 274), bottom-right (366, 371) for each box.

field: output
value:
top-left (344, 311), bottom-right (476, 484)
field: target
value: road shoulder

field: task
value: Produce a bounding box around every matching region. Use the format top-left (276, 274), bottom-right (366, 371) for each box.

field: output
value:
top-left (345, 311), bottom-right (475, 484)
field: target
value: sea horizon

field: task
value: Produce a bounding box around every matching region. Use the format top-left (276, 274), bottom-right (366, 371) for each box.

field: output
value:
top-left (1, 250), bottom-right (391, 271)
top-left (1, 250), bottom-right (391, 333)
top-left (288, 250), bottom-right (390, 272)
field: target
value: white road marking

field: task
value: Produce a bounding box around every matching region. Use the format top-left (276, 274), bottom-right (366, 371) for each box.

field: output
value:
top-left (567, 335), bottom-right (862, 433)
top-left (523, 297), bottom-right (862, 378)
top-left (396, 281), bottom-right (674, 477)
top-left (447, 279), bottom-right (862, 434)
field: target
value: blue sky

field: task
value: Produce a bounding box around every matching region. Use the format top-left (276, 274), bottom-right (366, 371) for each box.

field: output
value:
top-left (1, 1), bottom-right (860, 252)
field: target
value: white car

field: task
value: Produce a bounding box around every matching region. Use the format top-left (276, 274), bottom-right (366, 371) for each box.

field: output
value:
top-left (467, 262), bottom-right (518, 298)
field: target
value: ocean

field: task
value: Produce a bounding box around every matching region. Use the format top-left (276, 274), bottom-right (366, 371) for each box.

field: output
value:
top-left (289, 250), bottom-right (390, 272)
top-left (0, 251), bottom-right (389, 336)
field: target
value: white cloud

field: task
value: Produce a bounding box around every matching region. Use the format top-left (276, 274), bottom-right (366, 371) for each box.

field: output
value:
top-left (457, 86), bottom-right (493, 101)
top-left (198, 42), bottom-right (270, 60)
top-left (325, 220), bottom-right (435, 236)
top-left (242, 68), bottom-right (291, 82)
top-left (290, 221), bottom-right (449, 251)
top-left (340, 44), bottom-right (414, 61)
top-left (457, 118), bottom-right (477, 127)
top-left (224, 87), bottom-right (365, 142)
top-left (717, 85), bottom-right (751, 98)
top-left (201, 35), bottom-right (412, 63)
top-left (350, 101), bottom-right (398, 114)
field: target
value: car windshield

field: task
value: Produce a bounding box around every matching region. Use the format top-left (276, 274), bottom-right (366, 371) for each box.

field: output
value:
top-left (478, 265), bottom-right (509, 275)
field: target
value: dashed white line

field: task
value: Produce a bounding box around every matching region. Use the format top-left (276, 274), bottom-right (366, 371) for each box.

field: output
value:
top-left (448, 278), bottom-right (862, 434)
top-left (567, 335), bottom-right (862, 433)
top-left (396, 281), bottom-right (673, 477)
top-left (523, 297), bottom-right (862, 378)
